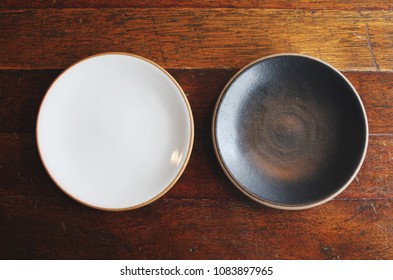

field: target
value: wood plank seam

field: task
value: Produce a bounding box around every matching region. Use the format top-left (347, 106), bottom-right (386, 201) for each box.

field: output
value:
top-left (1, 8), bottom-right (392, 70)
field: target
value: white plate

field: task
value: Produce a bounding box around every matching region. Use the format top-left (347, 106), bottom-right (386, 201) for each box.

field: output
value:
top-left (37, 53), bottom-right (194, 210)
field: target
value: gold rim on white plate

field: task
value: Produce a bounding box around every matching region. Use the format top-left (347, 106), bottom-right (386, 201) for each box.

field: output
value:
top-left (36, 52), bottom-right (194, 211)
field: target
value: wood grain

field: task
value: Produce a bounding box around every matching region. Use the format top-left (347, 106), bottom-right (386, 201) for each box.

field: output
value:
top-left (1, 70), bottom-right (392, 134)
top-left (1, 0), bottom-right (393, 261)
top-left (1, 0), bottom-right (392, 10)
top-left (0, 9), bottom-right (391, 70)
top-left (1, 197), bottom-right (392, 259)
top-left (1, 133), bottom-right (392, 200)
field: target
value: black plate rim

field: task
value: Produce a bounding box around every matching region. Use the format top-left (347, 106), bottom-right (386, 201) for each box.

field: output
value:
top-left (212, 53), bottom-right (369, 210)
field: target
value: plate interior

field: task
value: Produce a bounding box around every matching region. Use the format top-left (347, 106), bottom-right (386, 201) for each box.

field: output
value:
top-left (37, 54), bottom-right (193, 209)
top-left (214, 55), bottom-right (367, 207)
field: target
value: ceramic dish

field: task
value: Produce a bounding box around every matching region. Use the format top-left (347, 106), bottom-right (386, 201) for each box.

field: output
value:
top-left (213, 54), bottom-right (368, 210)
top-left (37, 53), bottom-right (194, 210)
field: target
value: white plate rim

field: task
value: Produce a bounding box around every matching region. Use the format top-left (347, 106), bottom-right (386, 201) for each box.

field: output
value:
top-left (36, 52), bottom-right (194, 211)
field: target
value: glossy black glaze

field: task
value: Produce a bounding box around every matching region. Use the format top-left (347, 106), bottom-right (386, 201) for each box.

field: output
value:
top-left (213, 55), bottom-right (368, 208)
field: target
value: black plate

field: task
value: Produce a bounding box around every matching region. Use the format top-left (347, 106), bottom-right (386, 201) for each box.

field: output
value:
top-left (213, 54), bottom-right (368, 209)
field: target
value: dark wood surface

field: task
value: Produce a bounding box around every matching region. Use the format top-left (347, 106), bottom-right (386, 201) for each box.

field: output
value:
top-left (2, 8), bottom-right (393, 71)
top-left (1, 1), bottom-right (392, 260)
top-left (1, 0), bottom-right (392, 10)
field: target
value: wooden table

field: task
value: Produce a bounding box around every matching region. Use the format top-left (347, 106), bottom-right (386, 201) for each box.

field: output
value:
top-left (1, 1), bottom-right (393, 259)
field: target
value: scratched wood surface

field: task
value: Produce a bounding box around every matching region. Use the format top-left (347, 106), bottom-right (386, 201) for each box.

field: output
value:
top-left (1, 1), bottom-right (393, 260)
top-left (1, 9), bottom-right (392, 70)
top-left (1, 0), bottom-right (392, 10)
